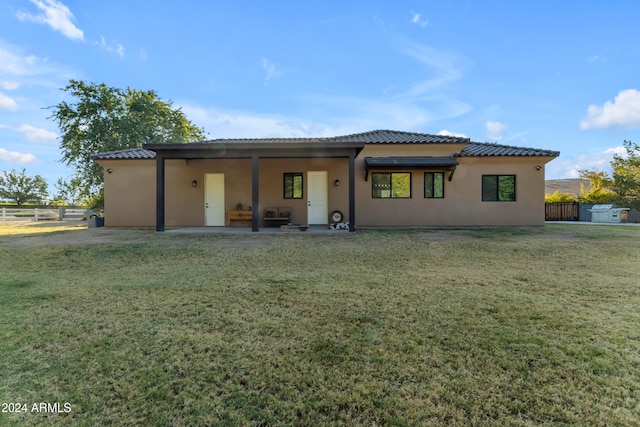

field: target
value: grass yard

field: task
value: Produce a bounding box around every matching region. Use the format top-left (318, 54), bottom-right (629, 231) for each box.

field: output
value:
top-left (0, 224), bottom-right (639, 426)
top-left (0, 221), bottom-right (86, 236)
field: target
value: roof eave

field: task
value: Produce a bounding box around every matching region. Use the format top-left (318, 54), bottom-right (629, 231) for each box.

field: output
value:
top-left (143, 141), bottom-right (366, 151)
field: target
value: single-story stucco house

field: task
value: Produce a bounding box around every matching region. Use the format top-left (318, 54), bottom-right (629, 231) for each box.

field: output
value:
top-left (91, 129), bottom-right (560, 231)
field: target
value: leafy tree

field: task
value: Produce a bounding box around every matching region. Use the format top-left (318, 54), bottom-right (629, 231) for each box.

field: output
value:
top-left (0, 169), bottom-right (48, 206)
top-left (85, 188), bottom-right (104, 212)
top-left (611, 140), bottom-right (640, 209)
top-left (55, 175), bottom-right (84, 207)
top-left (578, 170), bottom-right (617, 204)
top-left (48, 80), bottom-right (206, 197)
top-left (544, 191), bottom-right (577, 203)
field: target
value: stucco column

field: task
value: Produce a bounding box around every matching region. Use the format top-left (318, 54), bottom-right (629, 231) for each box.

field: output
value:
top-left (156, 153), bottom-right (165, 232)
top-left (349, 151), bottom-right (356, 232)
top-left (251, 156), bottom-right (259, 232)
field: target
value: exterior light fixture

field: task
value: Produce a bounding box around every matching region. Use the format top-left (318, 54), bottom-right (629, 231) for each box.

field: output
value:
top-left (335, 179), bottom-right (341, 186)
top-left (192, 180), bottom-right (197, 187)
top-left (535, 165), bottom-right (542, 171)
top-left (107, 168), bottom-right (113, 174)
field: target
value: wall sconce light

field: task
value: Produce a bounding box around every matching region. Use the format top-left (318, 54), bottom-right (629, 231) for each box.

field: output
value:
top-left (334, 179), bottom-right (341, 186)
top-left (107, 168), bottom-right (113, 174)
top-left (192, 180), bottom-right (197, 187)
top-left (535, 165), bottom-right (542, 171)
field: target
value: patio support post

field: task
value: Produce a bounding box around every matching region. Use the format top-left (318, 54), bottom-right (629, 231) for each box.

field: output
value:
top-left (251, 156), bottom-right (259, 232)
top-left (348, 151), bottom-right (356, 232)
top-left (156, 153), bottom-right (165, 232)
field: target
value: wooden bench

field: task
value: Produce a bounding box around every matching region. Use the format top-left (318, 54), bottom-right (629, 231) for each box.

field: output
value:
top-left (263, 207), bottom-right (291, 227)
top-left (227, 210), bottom-right (252, 227)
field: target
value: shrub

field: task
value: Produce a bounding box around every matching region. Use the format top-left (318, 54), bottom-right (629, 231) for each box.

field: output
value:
top-left (545, 191), bottom-right (577, 203)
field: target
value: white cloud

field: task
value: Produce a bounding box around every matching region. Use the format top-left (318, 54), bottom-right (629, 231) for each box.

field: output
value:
top-left (179, 41), bottom-right (473, 140)
top-left (604, 145), bottom-right (630, 159)
top-left (0, 92), bottom-right (18, 110)
top-left (1, 81), bottom-right (20, 90)
top-left (0, 124), bottom-right (58, 141)
top-left (545, 146), bottom-right (625, 179)
top-left (0, 148), bottom-right (37, 164)
top-left (96, 36), bottom-right (125, 59)
top-left (17, 0), bottom-right (84, 41)
top-left (410, 12), bottom-right (428, 27)
top-left (438, 129), bottom-right (467, 138)
top-left (18, 124), bottom-right (58, 142)
top-left (180, 104), bottom-right (349, 139)
top-left (298, 41), bottom-right (470, 130)
top-left (580, 89), bottom-right (640, 130)
top-left (0, 44), bottom-right (40, 76)
top-left (396, 43), bottom-right (464, 98)
top-left (181, 93), bottom-right (466, 140)
top-left (0, 42), bottom-right (75, 100)
top-left (261, 59), bottom-right (283, 81)
top-left (372, 40), bottom-right (470, 126)
top-left (588, 54), bottom-right (607, 63)
top-left (486, 121), bottom-right (507, 141)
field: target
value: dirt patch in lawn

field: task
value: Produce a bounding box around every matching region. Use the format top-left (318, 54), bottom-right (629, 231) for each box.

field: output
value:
top-left (167, 235), bottom-right (273, 249)
top-left (0, 221), bottom-right (274, 249)
top-left (1, 228), bottom-right (138, 248)
top-left (415, 230), bottom-right (473, 240)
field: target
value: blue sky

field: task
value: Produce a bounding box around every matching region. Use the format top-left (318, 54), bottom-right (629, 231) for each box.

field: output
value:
top-left (2, 0), bottom-right (640, 188)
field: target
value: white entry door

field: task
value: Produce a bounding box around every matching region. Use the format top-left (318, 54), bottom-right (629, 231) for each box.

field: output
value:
top-left (205, 173), bottom-right (225, 226)
top-left (307, 171), bottom-right (328, 225)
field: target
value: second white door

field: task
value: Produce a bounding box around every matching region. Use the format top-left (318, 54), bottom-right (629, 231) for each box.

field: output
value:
top-left (307, 171), bottom-right (328, 224)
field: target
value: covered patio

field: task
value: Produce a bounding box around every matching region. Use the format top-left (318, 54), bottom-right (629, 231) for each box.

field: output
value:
top-left (144, 139), bottom-right (365, 232)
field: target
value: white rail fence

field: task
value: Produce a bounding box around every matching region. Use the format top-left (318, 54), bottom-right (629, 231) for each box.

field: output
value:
top-left (0, 207), bottom-right (86, 221)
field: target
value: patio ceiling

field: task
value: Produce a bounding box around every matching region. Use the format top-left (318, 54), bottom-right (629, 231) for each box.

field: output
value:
top-left (144, 141), bottom-right (366, 159)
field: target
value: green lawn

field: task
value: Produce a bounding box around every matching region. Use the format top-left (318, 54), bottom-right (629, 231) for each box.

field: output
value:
top-left (1, 225), bottom-right (639, 426)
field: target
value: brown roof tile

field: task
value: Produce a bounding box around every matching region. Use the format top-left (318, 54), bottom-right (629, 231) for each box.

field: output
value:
top-left (91, 148), bottom-right (155, 160)
top-left (91, 130), bottom-right (559, 159)
top-left (460, 142), bottom-right (559, 157)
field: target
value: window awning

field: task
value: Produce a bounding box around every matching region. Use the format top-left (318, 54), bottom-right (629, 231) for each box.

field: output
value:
top-left (364, 156), bottom-right (459, 181)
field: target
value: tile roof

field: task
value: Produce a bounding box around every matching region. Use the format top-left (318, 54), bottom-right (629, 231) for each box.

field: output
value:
top-left (91, 147), bottom-right (155, 160)
top-left (326, 130), bottom-right (470, 144)
top-left (459, 141), bottom-right (559, 157)
top-left (169, 129), bottom-right (470, 145)
top-left (90, 130), bottom-right (559, 159)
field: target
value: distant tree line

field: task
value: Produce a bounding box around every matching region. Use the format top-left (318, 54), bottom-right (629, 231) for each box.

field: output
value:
top-left (0, 169), bottom-right (83, 207)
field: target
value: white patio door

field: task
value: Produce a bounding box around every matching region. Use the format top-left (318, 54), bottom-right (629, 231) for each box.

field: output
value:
top-left (307, 171), bottom-right (328, 224)
top-left (205, 173), bottom-right (225, 226)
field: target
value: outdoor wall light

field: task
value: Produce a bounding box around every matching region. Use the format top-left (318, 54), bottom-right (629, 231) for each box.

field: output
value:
top-left (107, 168), bottom-right (113, 174)
top-left (335, 179), bottom-right (341, 186)
top-left (535, 165), bottom-right (542, 171)
top-left (192, 180), bottom-right (197, 187)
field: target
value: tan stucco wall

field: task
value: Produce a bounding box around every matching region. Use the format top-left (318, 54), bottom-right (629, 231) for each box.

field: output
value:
top-left (97, 144), bottom-right (554, 228)
top-left (165, 158), bottom-right (252, 227)
top-left (355, 145), bottom-right (553, 226)
top-left (99, 159), bottom-right (156, 227)
top-left (97, 157), bottom-right (348, 227)
top-left (257, 158), bottom-right (348, 225)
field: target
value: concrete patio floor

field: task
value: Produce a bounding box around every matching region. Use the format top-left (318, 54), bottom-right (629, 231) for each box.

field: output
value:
top-left (163, 225), bottom-right (352, 234)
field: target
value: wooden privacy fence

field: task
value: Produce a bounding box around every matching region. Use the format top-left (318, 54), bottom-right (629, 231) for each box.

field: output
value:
top-left (545, 202), bottom-right (579, 221)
